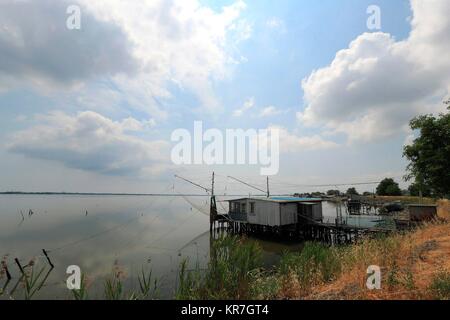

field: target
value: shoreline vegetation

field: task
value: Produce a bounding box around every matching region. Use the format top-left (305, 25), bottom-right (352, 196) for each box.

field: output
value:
top-left (173, 198), bottom-right (449, 300)
top-left (1, 197), bottom-right (449, 300)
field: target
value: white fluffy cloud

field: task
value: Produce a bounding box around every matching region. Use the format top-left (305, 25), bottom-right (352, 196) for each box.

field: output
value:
top-left (260, 126), bottom-right (338, 153)
top-left (298, 0), bottom-right (450, 143)
top-left (79, 0), bottom-right (250, 112)
top-left (8, 111), bottom-right (169, 176)
top-left (0, 0), bottom-right (250, 113)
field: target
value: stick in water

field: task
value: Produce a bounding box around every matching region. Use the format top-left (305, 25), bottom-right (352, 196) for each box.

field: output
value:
top-left (42, 249), bottom-right (54, 269)
top-left (14, 258), bottom-right (24, 275)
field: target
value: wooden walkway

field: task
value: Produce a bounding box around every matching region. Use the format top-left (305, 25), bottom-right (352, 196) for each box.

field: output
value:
top-left (215, 214), bottom-right (394, 245)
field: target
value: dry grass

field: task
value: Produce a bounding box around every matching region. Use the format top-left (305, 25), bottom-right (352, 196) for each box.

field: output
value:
top-left (437, 199), bottom-right (450, 219)
top-left (373, 195), bottom-right (437, 205)
top-left (278, 199), bottom-right (450, 300)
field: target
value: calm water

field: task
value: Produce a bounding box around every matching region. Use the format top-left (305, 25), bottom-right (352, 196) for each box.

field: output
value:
top-left (0, 195), bottom-right (388, 299)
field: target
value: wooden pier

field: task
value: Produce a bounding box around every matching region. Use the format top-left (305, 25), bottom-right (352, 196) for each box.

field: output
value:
top-left (212, 217), bottom-right (393, 245)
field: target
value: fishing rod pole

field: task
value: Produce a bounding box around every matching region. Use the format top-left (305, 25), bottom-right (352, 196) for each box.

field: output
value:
top-left (227, 176), bottom-right (268, 196)
top-left (174, 174), bottom-right (211, 194)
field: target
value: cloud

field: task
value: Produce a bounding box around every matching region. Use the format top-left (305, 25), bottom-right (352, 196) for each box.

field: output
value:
top-left (0, 0), bottom-right (138, 92)
top-left (266, 17), bottom-right (286, 33)
top-left (0, 0), bottom-right (250, 113)
top-left (8, 111), bottom-right (170, 176)
top-left (299, 0), bottom-right (450, 143)
top-left (403, 130), bottom-right (416, 147)
top-left (258, 126), bottom-right (338, 153)
top-left (233, 97), bottom-right (255, 117)
top-left (259, 106), bottom-right (282, 117)
top-left (78, 0), bottom-right (250, 112)
top-left (121, 117), bottom-right (157, 131)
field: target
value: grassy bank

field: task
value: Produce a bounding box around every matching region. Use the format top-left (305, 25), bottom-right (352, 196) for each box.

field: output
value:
top-left (281, 199), bottom-right (450, 300)
top-left (370, 195), bottom-right (438, 205)
top-left (174, 199), bottom-right (450, 300)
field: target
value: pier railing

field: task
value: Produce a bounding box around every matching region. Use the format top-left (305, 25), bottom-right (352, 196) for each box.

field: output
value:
top-left (322, 215), bottom-right (395, 230)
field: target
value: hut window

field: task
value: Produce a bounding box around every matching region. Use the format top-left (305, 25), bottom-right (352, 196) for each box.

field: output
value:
top-left (250, 202), bottom-right (255, 214)
top-left (241, 203), bottom-right (246, 214)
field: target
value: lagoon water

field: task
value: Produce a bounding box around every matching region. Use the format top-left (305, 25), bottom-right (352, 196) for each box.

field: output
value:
top-left (0, 195), bottom-right (387, 299)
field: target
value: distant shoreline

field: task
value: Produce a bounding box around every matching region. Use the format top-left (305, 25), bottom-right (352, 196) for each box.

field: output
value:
top-left (0, 192), bottom-right (281, 197)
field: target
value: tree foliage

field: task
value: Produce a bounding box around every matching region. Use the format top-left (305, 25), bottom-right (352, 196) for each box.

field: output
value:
top-left (376, 178), bottom-right (402, 196)
top-left (408, 182), bottom-right (432, 197)
top-left (346, 187), bottom-right (359, 196)
top-left (403, 102), bottom-right (450, 198)
top-left (327, 189), bottom-right (340, 196)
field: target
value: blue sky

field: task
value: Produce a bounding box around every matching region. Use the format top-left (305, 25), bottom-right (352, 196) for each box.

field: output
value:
top-left (0, 0), bottom-right (448, 194)
top-left (209, 0), bottom-right (412, 125)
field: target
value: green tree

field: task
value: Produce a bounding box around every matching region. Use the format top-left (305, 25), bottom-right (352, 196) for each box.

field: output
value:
top-left (346, 187), bottom-right (359, 196)
top-left (376, 178), bottom-right (402, 196)
top-left (327, 189), bottom-right (340, 196)
top-left (403, 102), bottom-right (450, 198)
top-left (408, 182), bottom-right (432, 197)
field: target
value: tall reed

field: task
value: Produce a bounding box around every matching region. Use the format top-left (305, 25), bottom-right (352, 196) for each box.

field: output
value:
top-left (278, 242), bottom-right (342, 295)
top-left (176, 235), bottom-right (262, 300)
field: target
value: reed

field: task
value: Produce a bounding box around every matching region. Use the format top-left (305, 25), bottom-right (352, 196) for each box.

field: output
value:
top-left (176, 235), bottom-right (262, 300)
top-left (67, 266), bottom-right (159, 300)
top-left (278, 242), bottom-right (342, 296)
top-left (248, 269), bottom-right (279, 300)
top-left (22, 262), bottom-right (50, 300)
top-left (104, 275), bottom-right (123, 300)
top-left (133, 266), bottom-right (159, 300)
top-left (175, 259), bottom-right (202, 300)
top-left (71, 273), bottom-right (89, 300)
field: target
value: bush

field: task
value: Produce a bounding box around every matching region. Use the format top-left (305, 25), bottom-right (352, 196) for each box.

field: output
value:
top-left (429, 272), bottom-right (450, 300)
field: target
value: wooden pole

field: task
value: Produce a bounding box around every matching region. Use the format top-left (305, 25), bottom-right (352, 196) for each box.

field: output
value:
top-left (14, 258), bottom-right (24, 275)
top-left (210, 172), bottom-right (217, 232)
top-left (212, 171), bottom-right (215, 196)
top-left (42, 249), bottom-right (54, 269)
top-left (2, 263), bottom-right (11, 280)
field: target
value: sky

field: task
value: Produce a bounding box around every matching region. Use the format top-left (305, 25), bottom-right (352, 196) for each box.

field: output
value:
top-left (0, 0), bottom-right (449, 194)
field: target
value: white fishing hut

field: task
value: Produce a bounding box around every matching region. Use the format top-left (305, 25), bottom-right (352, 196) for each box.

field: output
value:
top-left (227, 196), bottom-right (323, 227)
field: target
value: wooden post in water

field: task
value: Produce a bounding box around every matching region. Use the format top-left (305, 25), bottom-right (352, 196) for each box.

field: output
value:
top-left (2, 263), bottom-right (11, 280)
top-left (14, 258), bottom-right (24, 275)
top-left (42, 249), bottom-right (54, 269)
top-left (210, 172), bottom-right (217, 232)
